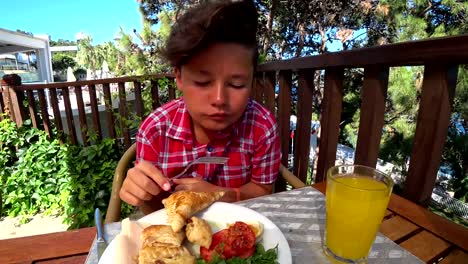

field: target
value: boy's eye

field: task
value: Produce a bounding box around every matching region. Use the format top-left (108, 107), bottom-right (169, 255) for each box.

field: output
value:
top-left (230, 83), bottom-right (246, 89)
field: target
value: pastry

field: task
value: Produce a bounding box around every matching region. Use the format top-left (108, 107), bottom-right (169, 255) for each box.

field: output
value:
top-left (162, 191), bottom-right (225, 232)
top-left (138, 225), bottom-right (194, 264)
top-left (186, 216), bottom-right (212, 248)
top-left (140, 225), bottom-right (185, 247)
top-left (138, 244), bottom-right (195, 264)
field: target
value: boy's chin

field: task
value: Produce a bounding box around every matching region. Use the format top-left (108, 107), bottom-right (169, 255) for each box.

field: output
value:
top-left (200, 120), bottom-right (232, 132)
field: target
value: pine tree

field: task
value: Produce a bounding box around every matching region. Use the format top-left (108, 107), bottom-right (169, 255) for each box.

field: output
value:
top-left (377, 0), bottom-right (467, 200)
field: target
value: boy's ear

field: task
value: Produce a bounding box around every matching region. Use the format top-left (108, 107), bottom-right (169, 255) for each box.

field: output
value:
top-left (174, 67), bottom-right (183, 91)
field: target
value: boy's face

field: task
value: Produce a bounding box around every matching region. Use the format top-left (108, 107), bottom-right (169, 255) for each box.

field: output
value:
top-left (175, 43), bottom-right (254, 133)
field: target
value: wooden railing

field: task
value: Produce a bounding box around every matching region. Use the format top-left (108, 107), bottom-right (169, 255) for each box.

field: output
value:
top-left (0, 74), bottom-right (175, 150)
top-left (1, 35), bottom-right (468, 205)
top-left (253, 35), bottom-right (468, 204)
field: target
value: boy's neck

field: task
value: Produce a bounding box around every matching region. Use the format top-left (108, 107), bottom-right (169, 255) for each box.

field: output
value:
top-left (192, 121), bottom-right (213, 145)
top-left (194, 127), bottom-right (211, 145)
top-left (192, 121), bottom-right (233, 146)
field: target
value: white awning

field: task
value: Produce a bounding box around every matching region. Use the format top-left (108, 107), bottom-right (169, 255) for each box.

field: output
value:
top-left (0, 28), bottom-right (53, 83)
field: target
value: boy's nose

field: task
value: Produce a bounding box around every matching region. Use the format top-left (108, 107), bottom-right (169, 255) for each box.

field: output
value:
top-left (212, 83), bottom-right (227, 107)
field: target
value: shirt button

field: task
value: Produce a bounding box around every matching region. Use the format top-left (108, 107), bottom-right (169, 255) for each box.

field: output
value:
top-left (207, 145), bottom-right (213, 152)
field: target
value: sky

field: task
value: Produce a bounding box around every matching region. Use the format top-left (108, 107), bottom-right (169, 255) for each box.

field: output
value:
top-left (1, 0), bottom-right (144, 44)
top-left (0, 0), bottom-right (363, 52)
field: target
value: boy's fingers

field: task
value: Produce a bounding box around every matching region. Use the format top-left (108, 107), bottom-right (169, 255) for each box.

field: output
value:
top-left (136, 161), bottom-right (171, 191)
top-left (124, 177), bottom-right (153, 201)
top-left (174, 184), bottom-right (189, 192)
top-left (172, 178), bottom-right (202, 184)
top-left (120, 188), bottom-right (145, 206)
top-left (130, 169), bottom-right (161, 196)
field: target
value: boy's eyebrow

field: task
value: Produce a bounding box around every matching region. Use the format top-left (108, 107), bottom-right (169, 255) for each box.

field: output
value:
top-left (231, 74), bottom-right (249, 79)
top-left (195, 70), bottom-right (249, 80)
top-left (197, 70), bottom-right (212, 76)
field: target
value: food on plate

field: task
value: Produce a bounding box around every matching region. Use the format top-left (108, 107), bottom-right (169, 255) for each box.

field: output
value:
top-left (140, 225), bottom-right (185, 247)
top-left (138, 224), bottom-right (195, 264)
top-left (186, 216), bottom-right (213, 248)
top-left (138, 243), bottom-right (195, 264)
top-left (200, 221), bottom-right (256, 262)
top-left (197, 244), bottom-right (279, 264)
top-left (228, 221), bottom-right (264, 242)
top-left (162, 191), bottom-right (225, 232)
top-left (136, 191), bottom-right (278, 264)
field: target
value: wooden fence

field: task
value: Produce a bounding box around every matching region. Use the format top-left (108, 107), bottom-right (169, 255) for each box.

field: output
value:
top-left (1, 35), bottom-right (468, 205)
top-left (253, 35), bottom-right (468, 204)
top-left (1, 74), bottom-right (175, 150)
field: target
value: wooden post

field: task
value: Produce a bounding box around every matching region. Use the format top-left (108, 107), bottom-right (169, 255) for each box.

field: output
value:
top-left (75, 85), bottom-right (89, 146)
top-left (278, 71), bottom-right (292, 168)
top-left (88, 84), bottom-right (102, 140)
top-left (0, 91), bottom-right (4, 120)
top-left (253, 73), bottom-right (265, 103)
top-left (276, 70), bottom-right (292, 192)
top-left (62, 87), bottom-right (78, 145)
top-left (48, 88), bottom-right (64, 141)
top-left (1, 74), bottom-right (26, 126)
top-left (404, 65), bottom-right (458, 205)
top-left (37, 89), bottom-right (52, 138)
top-left (103, 83), bottom-right (116, 140)
top-left (316, 68), bottom-right (344, 182)
top-left (26, 90), bottom-right (39, 128)
top-left (263, 72), bottom-right (276, 114)
top-left (293, 69), bottom-right (314, 183)
top-left (355, 67), bottom-right (389, 167)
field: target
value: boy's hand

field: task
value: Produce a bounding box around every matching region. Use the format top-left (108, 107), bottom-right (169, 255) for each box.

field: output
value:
top-left (119, 160), bottom-right (171, 206)
top-left (172, 178), bottom-right (241, 203)
top-left (172, 177), bottom-right (220, 193)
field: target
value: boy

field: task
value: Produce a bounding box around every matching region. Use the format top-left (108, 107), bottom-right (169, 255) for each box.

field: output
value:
top-left (120, 0), bottom-right (281, 214)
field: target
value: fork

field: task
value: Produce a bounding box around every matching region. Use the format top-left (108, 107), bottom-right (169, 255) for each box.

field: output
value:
top-left (167, 156), bottom-right (229, 193)
top-left (171, 156), bottom-right (229, 181)
top-left (129, 156), bottom-right (229, 218)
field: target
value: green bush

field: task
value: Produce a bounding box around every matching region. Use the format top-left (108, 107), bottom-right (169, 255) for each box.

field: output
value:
top-left (1, 119), bottom-right (67, 218)
top-left (0, 116), bottom-right (132, 228)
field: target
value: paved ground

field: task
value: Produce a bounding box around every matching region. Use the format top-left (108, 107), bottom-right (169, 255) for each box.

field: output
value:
top-left (0, 214), bottom-right (69, 239)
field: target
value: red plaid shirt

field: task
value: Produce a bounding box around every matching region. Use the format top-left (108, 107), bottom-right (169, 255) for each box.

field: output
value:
top-left (136, 98), bottom-right (281, 188)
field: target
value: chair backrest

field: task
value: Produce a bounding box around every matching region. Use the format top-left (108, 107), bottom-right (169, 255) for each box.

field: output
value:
top-left (105, 143), bottom-right (136, 223)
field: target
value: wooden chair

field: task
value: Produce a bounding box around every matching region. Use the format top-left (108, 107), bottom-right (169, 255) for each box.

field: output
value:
top-left (105, 143), bottom-right (306, 223)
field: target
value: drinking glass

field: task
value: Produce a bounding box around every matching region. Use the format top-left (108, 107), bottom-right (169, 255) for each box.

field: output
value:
top-left (323, 165), bottom-right (394, 263)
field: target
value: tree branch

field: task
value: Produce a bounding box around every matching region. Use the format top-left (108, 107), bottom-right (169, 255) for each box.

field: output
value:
top-left (263, 0), bottom-right (278, 53)
top-left (385, 110), bottom-right (409, 124)
top-left (174, 0), bottom-right (184, 21)
top-left (418, 0), bottom-right (439, 17)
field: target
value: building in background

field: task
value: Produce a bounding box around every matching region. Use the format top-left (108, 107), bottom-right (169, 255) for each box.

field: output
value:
top-left (0, 28), bottom-right (53, 83)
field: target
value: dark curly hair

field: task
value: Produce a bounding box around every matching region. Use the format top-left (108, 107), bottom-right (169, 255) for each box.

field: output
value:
top-left (163, 0), bottom-right (258, 69)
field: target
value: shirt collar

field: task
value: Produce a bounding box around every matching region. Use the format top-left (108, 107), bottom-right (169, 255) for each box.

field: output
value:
top-left (166, 98), bottom-right (193, 143)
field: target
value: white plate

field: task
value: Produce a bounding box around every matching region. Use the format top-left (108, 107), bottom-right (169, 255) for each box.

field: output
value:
top-left (99, 202), bottom-right (292, 264)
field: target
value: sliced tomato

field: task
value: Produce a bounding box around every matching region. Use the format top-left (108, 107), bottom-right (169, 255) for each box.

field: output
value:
top-left (200, 222), bottom-right (257, 262)
top-left (200, 229), bottom-right (228, 262)
top-left (226, 222), bottom-right (256, 256)
top-left (237, 244), bottom-right (256, 259)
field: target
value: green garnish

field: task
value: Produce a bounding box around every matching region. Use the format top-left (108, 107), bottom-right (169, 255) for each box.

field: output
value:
top-left (196, 244), bottom-right (279, 264)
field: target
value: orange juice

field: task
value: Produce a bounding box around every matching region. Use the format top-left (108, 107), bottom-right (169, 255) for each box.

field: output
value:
top-left (325, 175), bottom-right (391, 260)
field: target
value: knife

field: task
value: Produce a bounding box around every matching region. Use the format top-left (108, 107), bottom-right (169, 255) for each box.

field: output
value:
top-left (94, 208), bottom-right (107, 260)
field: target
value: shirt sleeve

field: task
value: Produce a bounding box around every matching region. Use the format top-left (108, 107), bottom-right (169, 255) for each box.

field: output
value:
top-left (135, 117), bottom-right (159, 165)
top-left (251, 120), bottom-right (281, 185)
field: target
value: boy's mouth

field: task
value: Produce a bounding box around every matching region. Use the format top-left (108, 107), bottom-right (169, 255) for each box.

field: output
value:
top-left (208, 113), bottom-right (228, 121)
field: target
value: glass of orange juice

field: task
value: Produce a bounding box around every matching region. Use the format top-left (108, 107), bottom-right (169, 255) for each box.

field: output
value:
top-left (323, 165), bottom-right (394, 263)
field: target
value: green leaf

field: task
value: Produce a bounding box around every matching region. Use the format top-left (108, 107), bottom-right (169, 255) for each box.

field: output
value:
top-left (31, 193), bottom-right (41, 200)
